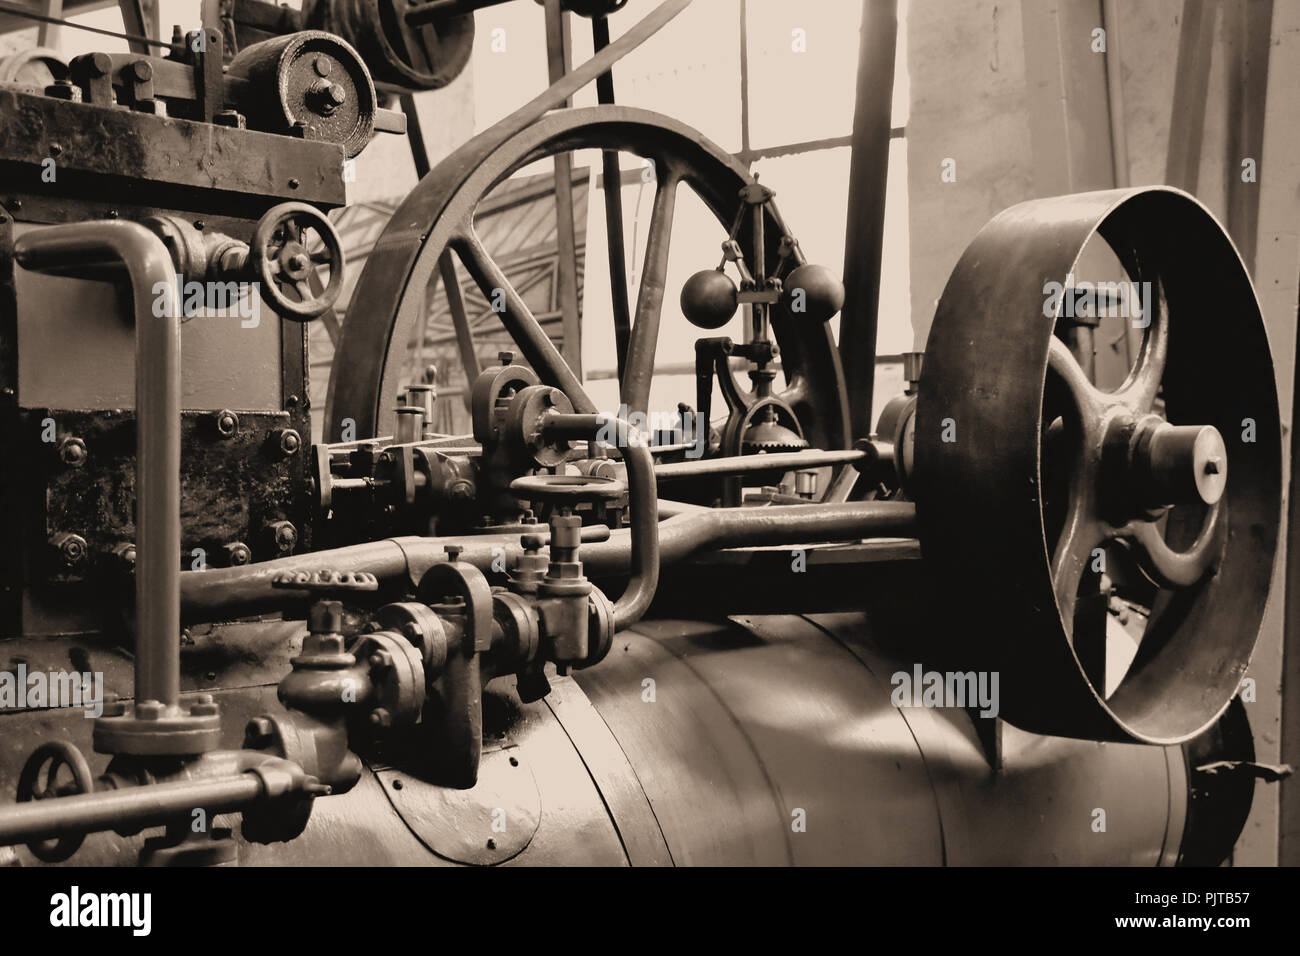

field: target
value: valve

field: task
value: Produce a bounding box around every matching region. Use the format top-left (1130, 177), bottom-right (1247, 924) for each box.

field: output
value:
top-left (251, 202), bottom-right (345, 321)
top-left (509, 474), bottom-right (624, 668)
top-left (16, 742), bottom-right (95, 862)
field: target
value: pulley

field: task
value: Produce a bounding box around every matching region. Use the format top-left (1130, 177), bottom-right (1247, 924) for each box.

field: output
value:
top-left (913, 186), bottom-right (1281, 744)
top-left (227, 30), bottom-right (379, 157)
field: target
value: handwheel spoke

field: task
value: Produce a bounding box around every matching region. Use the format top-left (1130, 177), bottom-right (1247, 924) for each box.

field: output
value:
top-left (1119, 503), bottom-right (1224, 588)
top-left (1114, 278), bottom-right (1168, 413)
top-left (621, 171), bottom-right (679, 412)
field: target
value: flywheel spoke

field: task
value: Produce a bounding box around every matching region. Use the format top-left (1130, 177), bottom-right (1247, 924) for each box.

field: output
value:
top-left (1113, 278), bottom-right (1168, 414)
top-left (1119, 504), bottom-right (1225, 589)
top-left (621, 170), bottom-right (680, 413)
top-left (451, 225), bottom-right (592, 411)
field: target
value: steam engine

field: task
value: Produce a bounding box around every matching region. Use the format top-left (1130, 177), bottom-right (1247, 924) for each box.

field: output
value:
top-left (0, 0), bottom-right (1279, 866)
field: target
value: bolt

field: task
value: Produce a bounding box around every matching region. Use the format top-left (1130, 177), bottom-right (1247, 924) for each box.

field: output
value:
top-left (44, 79), bottom-right (78, 101)
top-left (245, 716), bottom-right (275, 748)
top-left (368, 708), bottom-right (392, 728)
top-left (214, 109), bottom-right (245, 129)
top-left (313, 55), bottom-right (332, 77)
top-left (270, 521), bottom-right (298, 554)
top-left (58, 436), bottom-right (87, 467)
top-left (368, 649), bottom-right (393, 670)
top-left (287, 253), bottom-right (308, 272)
top-left (114, 542), bottom-right (137, 571)
top-left (223, 542), bottom-right (252, 567)
top-left (273, 428), bottom-right (301, 457)
top-left (130, 59), bottom-right (153, 82)
top-left (87, 52), bottom-right (112, 77)
top-left (289, 178), bottom-right (300, 190)
top-left (213, 409), bottom-right (239, 437)
top-left (498, 350), bottom-right (515, 366)
top-left (190, 699), bottom-right (220, 717)
top-left (445, 544), bottom-right (463, 562)
top-left (135, 700), bottom-right (165, 720)
top-left (50, 532), bottom-right (87, 569)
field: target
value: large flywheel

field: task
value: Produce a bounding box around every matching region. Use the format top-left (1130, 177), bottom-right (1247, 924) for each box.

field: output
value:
top-left (325, 105), bottom-right (849, 450)
top-left (915, 186), bottom-right (1281, 744)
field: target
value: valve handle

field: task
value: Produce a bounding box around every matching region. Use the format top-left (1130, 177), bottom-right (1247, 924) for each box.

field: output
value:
top-left (251, 202), bottom-right (345, 321)
top-left (16, 741), bottom-right (95, 862)
top-left (509, 474), bottom-right (626, 506)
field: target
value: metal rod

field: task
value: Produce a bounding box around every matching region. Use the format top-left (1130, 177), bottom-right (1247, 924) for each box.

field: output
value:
top-left (15, 223), bottom-right (182, 708)
top-left (654, 447), bottom-right (866, 480)
top-left (592, 14), bottom-right (633, 385)
top-left (839, 0), bottom-right (898, 440)
top-left (0, 774), bottom-right (263, 846)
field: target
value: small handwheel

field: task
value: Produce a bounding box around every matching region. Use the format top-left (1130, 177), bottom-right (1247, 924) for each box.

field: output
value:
top-left (915, 186), bottom-right (1281, 744)
top-left (252, 202), bottom-right (345, 321)
top-left (510, 474), bottom-right (627, 507)
top-left (16, 741), bottom-right (95, 862)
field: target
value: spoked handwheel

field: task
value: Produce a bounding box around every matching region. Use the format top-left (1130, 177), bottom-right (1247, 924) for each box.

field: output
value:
top-left (16, 741), bottom-right (95, 862)
top-left (915, 186), bottom-right (1281, 744)
top-left (324, 106), bottom-right (848, 452)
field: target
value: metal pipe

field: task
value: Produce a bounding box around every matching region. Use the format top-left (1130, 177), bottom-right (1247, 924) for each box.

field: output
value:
top-left (180, 500), bottom-right (917, 621)
top-left (542, 411), bottom-right (659, 629)
top-left (15, 222), bottom-right (182, 708)
top-left (0, 774), bottom-right (263, 845)
top-left (654, 448), bottom-right (866, 480)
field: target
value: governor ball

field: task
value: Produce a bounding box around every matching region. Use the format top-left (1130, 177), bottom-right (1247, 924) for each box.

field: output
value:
top-left (681, 269), bottom-right (738, 329)
top-left (783, 263), bottom-right (845, 322)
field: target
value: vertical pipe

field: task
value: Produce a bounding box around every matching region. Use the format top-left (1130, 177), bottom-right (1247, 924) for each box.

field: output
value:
top-left (14, 223), bottom-right (182, 707)
top-left (839, 0), bottom-right (897, 441)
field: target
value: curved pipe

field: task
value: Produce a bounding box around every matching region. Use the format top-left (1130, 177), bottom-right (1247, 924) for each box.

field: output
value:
top-left (540, 411), bottom-right (659, 629)
top-left (15, 222), bottom-right (181, 708)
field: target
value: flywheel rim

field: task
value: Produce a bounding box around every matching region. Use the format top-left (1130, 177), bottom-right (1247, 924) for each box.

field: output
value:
top-left (325, 105), bottom-right (849, 451)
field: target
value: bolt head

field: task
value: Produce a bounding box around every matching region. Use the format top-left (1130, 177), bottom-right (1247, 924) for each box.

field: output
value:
top-left (135, 700), bottom-right (165, 720)
top-left (214, 409), bottom-right (239, 437)
top-left (223, 542), bottom-right (252, 566)
top-left (59, 436), bottom-right (87, 467)
top-left (498, 350), bottom-right (515, 366)
top-left (276, 428), bottom-right (302, 456)
top-left (50, 532), bottom-right (87, 568)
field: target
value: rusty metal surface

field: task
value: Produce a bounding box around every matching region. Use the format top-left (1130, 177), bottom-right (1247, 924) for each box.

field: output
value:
top-left (0, 88), bottom-right (346, 216)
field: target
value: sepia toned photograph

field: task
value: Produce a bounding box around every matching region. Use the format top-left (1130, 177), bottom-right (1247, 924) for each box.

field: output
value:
top-left (0, 0), bottom-right (1293, 934)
